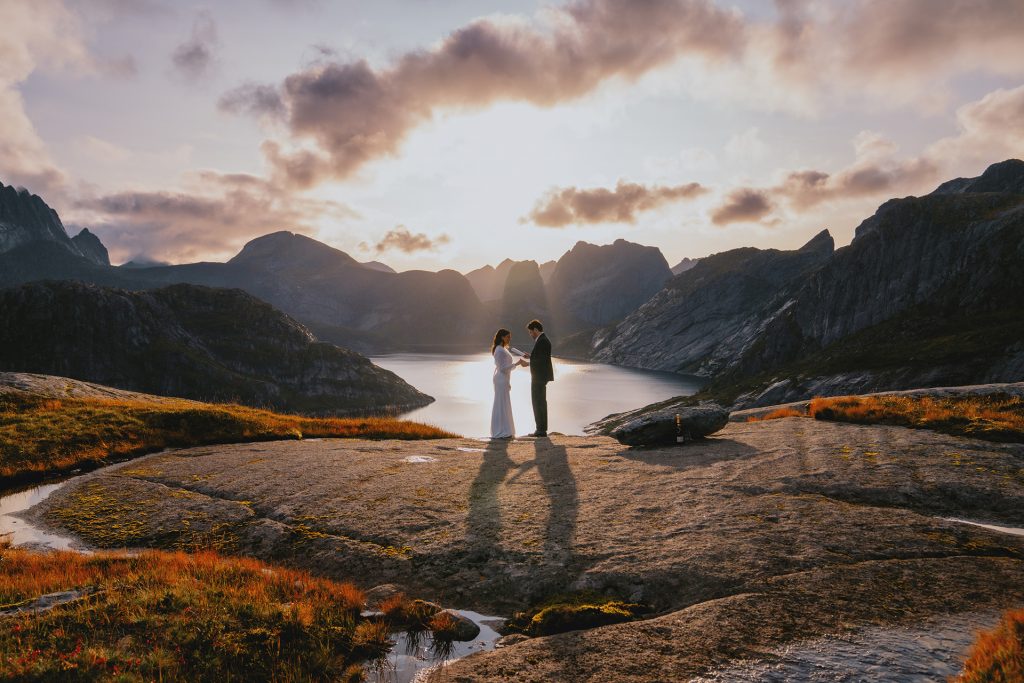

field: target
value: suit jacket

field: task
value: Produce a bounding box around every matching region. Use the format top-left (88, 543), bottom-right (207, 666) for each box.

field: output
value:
top-left (530, 333), bottom-right (554, 383)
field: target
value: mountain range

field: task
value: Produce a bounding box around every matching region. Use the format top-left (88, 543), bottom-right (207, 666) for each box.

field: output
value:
top-left (1, 159), bottom-right (1021, 409)
top-left (0, 187), bottom-right (676, 351)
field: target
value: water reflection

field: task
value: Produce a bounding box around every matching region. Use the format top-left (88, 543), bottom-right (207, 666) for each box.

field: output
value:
top-left (372, 353), bottom-right (702, 437)
top-left (0, 482), bottom-right (80, 550)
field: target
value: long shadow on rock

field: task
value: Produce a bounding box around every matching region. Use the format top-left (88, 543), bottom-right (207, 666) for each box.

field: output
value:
top-left (466, 439), bottom-right (515, 562)
top-left (618, 436), bottom-right (761, 472)
top-left (535, 439), bottom-right (579, 565)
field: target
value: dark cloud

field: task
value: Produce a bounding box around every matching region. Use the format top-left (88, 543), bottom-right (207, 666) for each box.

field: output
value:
top-left (526, 180), bottom-right (708, 227)
top-left (364, 226), bottom-right (451, 254)
top-left (222, 0), bottom-right (746, 187)
top-left (72, 172), bottom-right (357, 263)
top-left (171, 10), bottom-right (219, 82)
top-left (710, 188), bottom-right (774, 225)
top-left (218, 83), bottom-right (286, 119)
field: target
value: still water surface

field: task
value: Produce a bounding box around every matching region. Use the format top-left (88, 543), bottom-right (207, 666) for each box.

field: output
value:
top-left (371, 353), bottom-right (703, 437)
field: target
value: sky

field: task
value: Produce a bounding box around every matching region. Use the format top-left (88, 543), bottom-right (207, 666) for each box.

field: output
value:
top-left (2, 0), bottom-right (1023, 271)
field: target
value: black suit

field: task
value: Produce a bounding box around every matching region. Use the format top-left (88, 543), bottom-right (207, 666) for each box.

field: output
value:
top-left (529, 333), bottom-right (554, 433)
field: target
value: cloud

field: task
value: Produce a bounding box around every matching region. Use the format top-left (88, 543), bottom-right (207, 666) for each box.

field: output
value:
top-left (71, 172), bottom-right (358, 263)
top-left (218, 82), bottom-right (286, 120)
top-left (525, 180), bottom-right (708, 227)
top-left (710, 188), bottom-right (774, 225)
top-left (216, 0), bottom-right (1024, 188)
top-left (171, 10), bottom-right (219, 82)
top-left (222, 0), bottom-right (746, 187)
top-left (0, 0), bottom-right (97, 197)
top-left (364, 226), bottom-right (451, 254)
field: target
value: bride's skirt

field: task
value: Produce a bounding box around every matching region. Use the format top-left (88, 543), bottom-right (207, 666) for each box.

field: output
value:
top-left (491, 377), bottom-right (515, 438)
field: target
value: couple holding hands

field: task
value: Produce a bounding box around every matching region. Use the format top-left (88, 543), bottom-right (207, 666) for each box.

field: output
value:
top-left (490, 319), bottom-right (554, 439)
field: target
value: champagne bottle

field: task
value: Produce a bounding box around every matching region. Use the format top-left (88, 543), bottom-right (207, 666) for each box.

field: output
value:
top-left (676, 413), bottom-right (685, 443)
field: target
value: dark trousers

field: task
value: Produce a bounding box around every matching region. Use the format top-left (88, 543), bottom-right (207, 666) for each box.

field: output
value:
top-left (531, 381), bottom-right (548, 433)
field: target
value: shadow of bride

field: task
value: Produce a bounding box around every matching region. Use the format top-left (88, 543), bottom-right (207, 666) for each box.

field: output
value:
top-left (466, 439), bottom-right (516, 560)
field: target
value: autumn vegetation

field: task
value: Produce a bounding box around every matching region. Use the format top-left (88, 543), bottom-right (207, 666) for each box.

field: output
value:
top-left (808, 393), bottom-right (1024, 442)
top-left (954, 608), bottom-right (1024, 683)
top-left (0, 542), bottom-right (391, 681)
top-left (0, 393), bottom-right (456, 489)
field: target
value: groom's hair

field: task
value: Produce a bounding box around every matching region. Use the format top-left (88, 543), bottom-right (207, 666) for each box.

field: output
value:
top-left (527, 319), bottom-right (543, 332)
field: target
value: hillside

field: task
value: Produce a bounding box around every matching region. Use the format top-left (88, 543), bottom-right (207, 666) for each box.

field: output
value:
top-left (0, 280), bottom-right (432, 414)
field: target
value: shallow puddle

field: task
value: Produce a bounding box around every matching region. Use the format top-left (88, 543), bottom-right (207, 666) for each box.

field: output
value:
top-left (689, 611), bottom-right (997, 682)
top-left (0, 481), bottom-right (82, 550)
top-left (368, 610), bottom-right (505, 683)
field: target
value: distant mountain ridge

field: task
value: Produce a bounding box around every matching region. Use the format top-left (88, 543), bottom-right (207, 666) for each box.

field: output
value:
top-left (0, 181), bottom-right (675, 352)
top-left (0, 280), bottom-right (431, 414)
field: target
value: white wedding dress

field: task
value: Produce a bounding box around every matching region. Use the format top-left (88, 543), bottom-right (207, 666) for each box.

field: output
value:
top-left (490, 346), bottom-right (521, 438)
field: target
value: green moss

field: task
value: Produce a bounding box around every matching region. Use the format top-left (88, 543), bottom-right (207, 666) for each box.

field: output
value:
top-left (507, 592), bottom-right (649, 637)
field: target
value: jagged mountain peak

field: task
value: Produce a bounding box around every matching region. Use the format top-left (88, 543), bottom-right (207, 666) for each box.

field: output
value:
top-left (0, 180), bottom-right (81, 257)
top-left (798, 229), bottom-right (834, 254)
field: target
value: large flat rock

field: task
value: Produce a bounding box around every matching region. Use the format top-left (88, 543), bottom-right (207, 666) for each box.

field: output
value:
top-left (27, 419), bottom-right (1024, 680)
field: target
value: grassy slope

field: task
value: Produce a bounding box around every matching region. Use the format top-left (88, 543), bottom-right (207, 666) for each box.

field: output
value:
top-left (0, 545), bottom-right (387, 681)
top-left (954, 608), bottom-right (1024, 683)
top-left (0, 393), bottom-right (455, 490)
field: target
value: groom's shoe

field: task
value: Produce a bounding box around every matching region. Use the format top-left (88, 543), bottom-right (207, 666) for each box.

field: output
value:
top-left (528, 431), bottom-right (547, 437)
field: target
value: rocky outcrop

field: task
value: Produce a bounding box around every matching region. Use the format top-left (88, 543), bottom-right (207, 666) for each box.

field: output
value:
top-left (0, 182), bottom-right (83, 257)
top-left (547, 239), bottom-right (672, 335)
top-left (71, 228), bottom-right (109, 266)
top-left (592, 230), bottom-right (835, 374)
top-left (587, 402), bottom-right (729, 446)
top-left (0, 280), bottom-right (432, 414)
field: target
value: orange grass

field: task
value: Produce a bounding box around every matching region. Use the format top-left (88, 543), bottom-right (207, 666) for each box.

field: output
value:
top-left (0, 542), bottom-right (380, 680)
top-left (746, 407), bottom-right (805, 422)
top-left (0, 393), bottom-right (456, 488)
top-left (808, 393), bottom-right (1024, 442)
top-left (954, 608), bottom-right (1024, 683)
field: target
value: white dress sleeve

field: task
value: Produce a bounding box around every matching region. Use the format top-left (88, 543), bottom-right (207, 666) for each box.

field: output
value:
top-left (495, 347), bottom-right (517, 375)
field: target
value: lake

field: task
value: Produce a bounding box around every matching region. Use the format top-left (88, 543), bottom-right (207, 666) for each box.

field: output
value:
top-left (371, 353), bottom-right (703, 437)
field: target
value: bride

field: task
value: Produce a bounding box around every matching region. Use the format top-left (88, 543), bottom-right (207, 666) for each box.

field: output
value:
top-left (491, 328), bottom-right (528, 439)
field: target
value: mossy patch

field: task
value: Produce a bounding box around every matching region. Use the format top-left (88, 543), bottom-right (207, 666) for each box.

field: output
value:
top-left (507, 592), bottom-right (649, 637)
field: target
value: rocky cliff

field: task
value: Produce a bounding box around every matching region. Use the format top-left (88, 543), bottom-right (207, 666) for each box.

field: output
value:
top-left (592, 230), bottom-right (835, 374)
top-left (547, 239), bottom-right (672, 335)
top-left (0, 280), bottom-right (432, 414)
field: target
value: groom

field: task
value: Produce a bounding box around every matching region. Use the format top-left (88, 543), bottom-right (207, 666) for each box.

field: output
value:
top-left (523, 319), bottom-right (554, 437)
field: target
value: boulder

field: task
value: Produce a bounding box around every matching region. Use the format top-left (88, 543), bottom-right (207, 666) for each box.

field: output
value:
top-left (437, 609), bottom-right (481, 641)
top-left (591, 403), bottom-right (729, 447)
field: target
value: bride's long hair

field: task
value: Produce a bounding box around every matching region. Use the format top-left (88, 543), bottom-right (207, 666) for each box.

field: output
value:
top-left (491, 328), bottom-right (510, 354)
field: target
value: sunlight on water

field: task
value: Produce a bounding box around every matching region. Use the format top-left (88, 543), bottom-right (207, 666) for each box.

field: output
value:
top-left (372, 353), bottom-right (703, 437)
